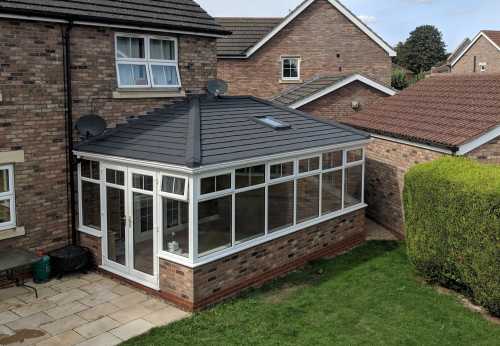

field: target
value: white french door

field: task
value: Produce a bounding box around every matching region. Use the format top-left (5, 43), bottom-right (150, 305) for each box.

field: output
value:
top-left (102, 164), bottom-right (159, 290)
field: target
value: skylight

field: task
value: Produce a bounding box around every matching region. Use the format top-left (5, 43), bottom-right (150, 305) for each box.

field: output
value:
top-left (254, 115), bottom-right (291, 130)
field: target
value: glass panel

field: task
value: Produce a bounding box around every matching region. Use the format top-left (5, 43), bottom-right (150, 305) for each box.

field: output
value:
top-left (116, 36), bottom-right (145, 59)
top-left (91, 161), bottom-right (100, 180)
top-left (198, 196), bottom-right (232, 256)
top-left (201, 177), bottom-right (215, 195)
top-left (106, 169), bottom-right (124, 186)
top-left (106, 187), bottom-right (126, 266)
top-left (216, 174), bottom-right (231, 191)
top-left (150, 39), bottom-right (175, 60)
top-left (0, 169), bottom-right (9, 193)
top-left (132, 192), bottom-right (154, 275)
top-left (173, 178), bottom-right (185, 196)
top-left (283, 58), bottom-right (298, 78)
top-left (201, 174), bottom-right (231, 195)
top-left (132, 174), bottom-right (153, 191)
top-left (297, 175), bottom-right (320, 223)
top-left (345, 165), bottom-right (363, 207)
top-left (268, 181), bottom-right (294, 232)
top-left (270, 162), bottom-right (294, 180)
top-left (299, 157), bottom-right (319, 173)
top-left (162, 198), bottom-right (189, 258)
top-left (347, 149), bottom-right (363, 163)
top-left (235, 188), bottom-right (265, 244)
top-left (323, 151), bottom-right (343, 170)
top-left (322, 170), bottom-right (342, 214)
top-left (81, 160), bottom-right (91, 179)
top-left (235, 165), bottom-right (265, 189)
top-left (151, 65), bottom-right (179, 86)
top-left (161, 176), bottom-right (185, 196)
top-left (118, 64), bottom-right (148, 86)
top-left (0, 199), bottom-right (11, 223)
top-left (82, 181), bottom-right (101, 230)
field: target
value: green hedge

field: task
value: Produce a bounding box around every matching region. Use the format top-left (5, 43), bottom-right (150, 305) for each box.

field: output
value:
top-left (403, 157), bottom-right (500, 316)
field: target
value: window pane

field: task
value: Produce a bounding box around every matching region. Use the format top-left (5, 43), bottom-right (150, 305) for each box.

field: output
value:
top-left (0, 199), bottom-right (11, 223)
top-left (82, 160), bottom-right (99, 180)
top-left (162, 176), bottom-right (174, 193)
top-left (132, 174), bottom-right (153, 191)
top-left (347, 149), bottom-right (363, 163)
top-left (151, 65), bottom-right (179, 86)
top-left (81, 160), bottom-right (91, 179)
top-left (216, 174), bottom-right (231, 191)
top-left (270, 162), bottom-right (294, 180)
top-left (297, 175), bottom-right (320, 223)
top-left (118, 64), bottom-right (148, 86)
top-left (106, 186), bottom-right (126, 266)
top-left (132, 192), bottom-right (154, 275)
top-left (82, 181), bottom-right (101, 230)
top-left (198, 196), bottom-right (232, 256)
top-left (322, 171), bottom-right (342, 214)
top-left (283, 58), bottom-right (298, 78)
top-left (116, 37), bottom-right (144, 59)
top-left (345, 165), bottom-right (363, 207)
top-left (268, 181), bottom-right (294, 232)
top-left (150, 39), bottom-right (175, 60)
top-left (106, 169), bottom-right (124, 186)
top-left (299, 157), bottom-right (319, 173)
top-left (323, 151), bottom-right (343, 169)
top-left (173, 178), bottom-right (185, 195)
top-left (235, 188), bottom-right (265, 243)
top-left (235, 165), bottom-right (265, 189)
top-left (163, 197), bottom-right (189, 258)
top-left (0, 169), bottom-right (9, 193)
top-left (201, 177), bottom-right (215, 195)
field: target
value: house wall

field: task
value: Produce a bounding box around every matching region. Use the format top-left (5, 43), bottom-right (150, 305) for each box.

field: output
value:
top-left (467, 137), bottom-right (500, 164)
top-left (158, 208), bottom-right (366, 311)
top-left (298, 81), bottom-right (390, 122)
top-left (452, 36), bottom-right (500, 74)
top-left (0, 18), bottom-right (217, 252)
top-left (217, 0), bottom-right (392, 99)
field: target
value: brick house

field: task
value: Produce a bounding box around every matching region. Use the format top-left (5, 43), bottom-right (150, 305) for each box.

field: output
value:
top-left (450, 31), bottom-right (500, 74)
top-left (0, 0), bottom-right (371, 310)
top-left (215, 0), bottom-right (396, 121)
top-left (341, 74), bottom-right (500, 237)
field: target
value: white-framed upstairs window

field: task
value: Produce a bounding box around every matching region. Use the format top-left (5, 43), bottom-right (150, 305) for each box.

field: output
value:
top-left (115, 34), bottom-right (181, 89)
top-left (281, 56), bottom-right (301, 81)
top-left (0, 164), bottom-right (16, 231)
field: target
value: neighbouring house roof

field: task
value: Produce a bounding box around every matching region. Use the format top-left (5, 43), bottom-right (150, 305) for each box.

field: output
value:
top-left (450, 30), bottom-right (500, 67)
top-left (215, 0), bottom-right (396, 58)
top-left (0, 0), bottom-right (230, 36)
top-left (447, 38), bottom-right (472, 64)
top-left (272, 74), bottom-right (396, 109)
top-left (75, 96), bottom-right (369, 168)
top-left (341, 74), bottom-right (500, 153)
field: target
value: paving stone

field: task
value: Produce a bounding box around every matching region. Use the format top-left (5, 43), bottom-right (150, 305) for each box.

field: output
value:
top-left (0, 311), bottom-right (20, 324)
top-left (1, 329), bottom-right (50, 346)
top-left (45, 302), bottom-right (88, 320)
top-left (110, 292), bottom-right (148, 309)
top-left (110, 319), bottom-right (154, 341)
top-left (39, 315), bottom-right (87, 336)
top-left (141, 298), bottom-right (170, 312)
top-left (0, 298), bottom-right (26, 312)
top-left (73, 316), bottom-right (120, 339)
top-left (0, 324), bottom-right (14, 336)
top-left (108, 305), bottom-right (152, 324)
top-left (12, 301), bottom-right (56, 318)
top-left (78, 291), bottom-right (120, 307)
top-left (110, 285), bottom-right (136, 296)
top-left (17, 288), bottom-right (59, 304)
top-left (75, 332), bottom-right (121, 346)
top-left (36, 330), bottom-right (84, 346)
top-left (47, 289), bottom-right (88, 306)
top-left (142, 306), bottom-right (190, 326)
top-left (0, 286), bottom-right (31, 301)
top-left (6, 312), bottom-right (53, 330)
top-left (77, 303), bottom-right (120, 322)
top-left (82, 273), bottom-right (105, 283)
top-left (51, 279), bottom-right (91, 293)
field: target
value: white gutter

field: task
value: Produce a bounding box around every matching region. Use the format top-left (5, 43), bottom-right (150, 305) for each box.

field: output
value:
top-left (370, 134), bottom-right (454, 155)
top-left (456, 126), bottom-right (500, 155)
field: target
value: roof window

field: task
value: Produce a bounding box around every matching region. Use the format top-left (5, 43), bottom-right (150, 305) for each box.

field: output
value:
top-left (254, 116), bottom-right (291, 130)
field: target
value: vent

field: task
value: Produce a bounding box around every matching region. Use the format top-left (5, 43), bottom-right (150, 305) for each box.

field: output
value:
top-left (254, 115), bottom-right (291, 130)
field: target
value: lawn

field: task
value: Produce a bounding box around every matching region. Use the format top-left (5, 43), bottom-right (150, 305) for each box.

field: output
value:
top-left (124, 242), bottom-right (499, 346)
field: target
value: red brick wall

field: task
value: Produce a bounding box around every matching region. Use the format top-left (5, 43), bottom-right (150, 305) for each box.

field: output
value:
top-left (159, 209), bottom-right (366, 311)
top-left (452, 36), bottom-right (500, 74)
top-left (217, 0), bottom-right (392, 99)
top-left (298, 81), bottom-right (390, 122)
top-left (467, 137), bottom-right (500, 164)
top-left (0, 19), bottom-right (217, 252)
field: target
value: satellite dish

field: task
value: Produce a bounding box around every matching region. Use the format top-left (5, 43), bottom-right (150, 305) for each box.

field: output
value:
top-left (207, 79), bottom-right (228, 98)
top-left (75, 113), bottom-right (107, 140)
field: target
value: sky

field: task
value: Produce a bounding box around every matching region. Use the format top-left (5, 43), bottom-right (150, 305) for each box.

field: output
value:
top-left (196, 0), bottom-right (500, 52)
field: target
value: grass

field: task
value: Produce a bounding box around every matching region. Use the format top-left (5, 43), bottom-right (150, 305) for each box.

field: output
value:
top-left (123, 242), bottom-right (500, 346)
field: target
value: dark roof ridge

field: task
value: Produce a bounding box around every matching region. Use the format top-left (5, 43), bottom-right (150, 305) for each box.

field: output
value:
top-left (185, 96), bottom-right (201, 168)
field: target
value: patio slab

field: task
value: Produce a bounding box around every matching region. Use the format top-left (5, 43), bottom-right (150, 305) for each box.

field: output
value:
top-left (0, 272), bottom-right (190, 345)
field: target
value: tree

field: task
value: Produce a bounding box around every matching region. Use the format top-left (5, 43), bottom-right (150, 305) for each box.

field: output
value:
top-left (391, 69), bottom-right (409, 90)
top-left (396, 25), bottom-right (447, 74)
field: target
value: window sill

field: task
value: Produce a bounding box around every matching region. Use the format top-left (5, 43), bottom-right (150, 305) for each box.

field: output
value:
top-left (279, 79), bottom-right (303, 84)
top-left (112, 89), bottom-right (186, 99)
top-left (0, 226), bottom-right (25, 241)
top-left (78, 227), bottom-right (102, 238)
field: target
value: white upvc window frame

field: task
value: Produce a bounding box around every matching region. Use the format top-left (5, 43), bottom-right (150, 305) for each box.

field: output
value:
top-left (0, 164), bottom-right (16, 231)
top-left (281, 56), bottom-right (301, 81)
top-left (159, 172), bottom-right (188, 201)
top-left (115, 33), bottom-right (182, 89)
top-left (479, 62), bottom-right (487, 72)
top-left (78, 159), bottom-right (102, 237)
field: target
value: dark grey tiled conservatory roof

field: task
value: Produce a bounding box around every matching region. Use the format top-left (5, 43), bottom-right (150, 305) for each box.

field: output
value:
top-left (0, 0), bottom-right (230, 36)
top-left (76, 96), bottom-right (369, 168)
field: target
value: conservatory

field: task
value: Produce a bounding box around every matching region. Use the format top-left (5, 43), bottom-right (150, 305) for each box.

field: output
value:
top-left (75, 95), bottom-right (369, 309)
